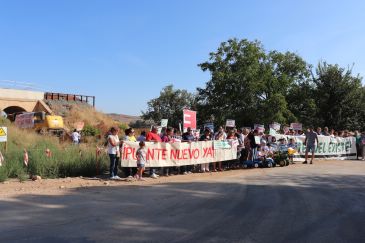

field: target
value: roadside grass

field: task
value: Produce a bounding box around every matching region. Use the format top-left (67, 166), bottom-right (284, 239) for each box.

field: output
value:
top-left (0, 123), bottom-right (109, 182)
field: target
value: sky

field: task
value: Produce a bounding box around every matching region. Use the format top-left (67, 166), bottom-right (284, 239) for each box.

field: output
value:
top-left (0, 0), bottom-right (364, 115)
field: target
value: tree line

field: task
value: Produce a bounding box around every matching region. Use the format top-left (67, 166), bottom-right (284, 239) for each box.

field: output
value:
top-left (141, 38), bottom-right (365, 131)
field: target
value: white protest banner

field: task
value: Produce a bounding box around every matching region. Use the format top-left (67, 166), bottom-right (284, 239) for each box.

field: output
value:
top-left (15, 113), bottom-right (34, 129)
top-left (121, 141), bottom-right (237, 167)
top-left (254, 124), bottom-right (265, 133)
top-left (269, 128), bottom-right (276, 136)
top-left (183, 109), bottom-right (197, 131)
top-left (226, 119), bottom-right (235, 128)
top-left (0, 127), bottom-right (7, 142)
top-left (161, 119), bottom-right (168, 128)
top-left (274, 135), bottom-right (356, 161)
top-left (214, 140), bottom-right (231, 149)
top-left (290, 123), bottom-right (302, 131)
top-left (269, 122), bottom-right (281, 131)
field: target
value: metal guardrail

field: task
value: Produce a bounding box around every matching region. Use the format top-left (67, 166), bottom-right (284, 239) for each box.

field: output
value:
top-left (44, 92), bottom-right (95, 107)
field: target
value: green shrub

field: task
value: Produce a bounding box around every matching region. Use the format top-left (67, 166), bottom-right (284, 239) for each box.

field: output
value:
top-left (0, 166), bottom-right (8, 182)
top-left (118, 123), bottom-right (129, 131)
top-left (82, 125), bottom-right (100, 137)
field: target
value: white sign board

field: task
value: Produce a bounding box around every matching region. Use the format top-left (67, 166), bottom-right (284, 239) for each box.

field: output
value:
top-left (226, 119), bottom-right (236, 127)
top-left (269, 122), bottom-right (281, 131)
top-left (161, 119), bottom-right (168, 128)
top-left (291, 123), bottom-right (303, 131)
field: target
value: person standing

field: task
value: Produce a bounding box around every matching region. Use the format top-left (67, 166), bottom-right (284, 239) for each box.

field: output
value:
top-left (161, 127), bottom-right (174, 176)
top-left (182, 127), bottom-right (195, 174)
top-left (136, 141), bottom-right (147, 181)
top-left (108, 127), bottom-right (121, 179)
top-left (137, 131), bottom-right (146, 142)
top-left (123, 128), bottom-right (138, 179)
top-left (303, 127), bottom-right (319, 164)
top-left (200, 128), bottom-right (212, 172)
top-left (355, 131), bottom-right (361, 160)
top-left (360, 132), bottom-right (365, 161)
top-left (146, 126), bottom-right (162, 179)
top-left (71, 129), bottom-right (81, 144)
top-left (247, 130), bottom-right (259, 160)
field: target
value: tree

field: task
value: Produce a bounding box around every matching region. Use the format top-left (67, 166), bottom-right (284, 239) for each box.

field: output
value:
top-left (142, 85), bottom-right (196, 128)
top-left (197, 38), bottom-right (310, 127)
top-left (313, 62), bottom-right (364, 130)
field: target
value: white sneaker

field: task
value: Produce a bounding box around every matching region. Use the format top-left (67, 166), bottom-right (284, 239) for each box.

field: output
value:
top-left (114, 176), bottom-right (121, 180)
top-left (127, 175), bottom-right (133, 179)
top-left (150, 173), bottom-right (158, 179)
top-left (183, 172), bottom-right (188, 175)
top-left (110, 176), bottom-right (115, 180)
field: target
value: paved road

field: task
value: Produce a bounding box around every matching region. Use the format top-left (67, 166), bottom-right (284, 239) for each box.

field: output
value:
top-left (1, 160), bottom-right (365, 243)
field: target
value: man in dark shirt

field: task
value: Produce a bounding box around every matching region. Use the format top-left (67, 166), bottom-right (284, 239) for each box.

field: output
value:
top-left (247, 130), bottom-right (259, 160)
top-left (303, 126), bottom-right (319, 164)
top-left (182, 127), bottom-right (195, 142)
top-left (181, 127), bottom-right (195, 174)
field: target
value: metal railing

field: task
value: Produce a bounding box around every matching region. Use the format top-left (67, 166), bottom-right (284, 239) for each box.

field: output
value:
top-left (44, 92), bottom-right (95, 107)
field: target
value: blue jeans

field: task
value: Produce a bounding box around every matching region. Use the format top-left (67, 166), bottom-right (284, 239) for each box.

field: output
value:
top-left (109, 154), bottom-right (118, 177)
top-left (252, 147), bottom-right (258, 160)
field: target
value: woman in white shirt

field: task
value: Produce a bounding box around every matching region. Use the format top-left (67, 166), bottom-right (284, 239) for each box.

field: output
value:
top-left (108, 127), bottom-right (120, 179)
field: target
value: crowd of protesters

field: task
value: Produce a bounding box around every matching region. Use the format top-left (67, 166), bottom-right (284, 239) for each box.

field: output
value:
top-left (106, 125), bottom-right (365, 180)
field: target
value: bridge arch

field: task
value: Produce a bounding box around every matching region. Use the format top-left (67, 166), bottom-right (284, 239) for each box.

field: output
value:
top-left (3, 106), bottom-right (27, 121)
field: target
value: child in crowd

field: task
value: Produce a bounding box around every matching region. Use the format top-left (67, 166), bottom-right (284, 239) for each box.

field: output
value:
top-left (287, 138), bottom-right (297, 164)
top-left (278, 138), bottom-right (288, 152)
top-left (136, 141), bottom-right (147, 181)
top-left (267, 143), bottom-right (276, 156)
top-left (257, 141), bottom-right (269, 160)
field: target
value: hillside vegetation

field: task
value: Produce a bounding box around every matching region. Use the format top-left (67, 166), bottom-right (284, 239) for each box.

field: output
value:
top-left (0, 101), bottom-right (127, 182)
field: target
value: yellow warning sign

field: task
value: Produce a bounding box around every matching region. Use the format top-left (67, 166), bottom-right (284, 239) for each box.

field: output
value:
top-left (0, 127), bottom-right (7, 142)
top-left (0, 127), bottom-right (6, 136)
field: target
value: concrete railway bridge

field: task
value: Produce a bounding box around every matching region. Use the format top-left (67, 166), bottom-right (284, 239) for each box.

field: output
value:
top-left (0, 88), bottom-right (52, 116)
top-left (0, 88), bottom-right (95, 118)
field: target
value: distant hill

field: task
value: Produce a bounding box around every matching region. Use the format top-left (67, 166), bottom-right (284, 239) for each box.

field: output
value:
top-left (108, 113), bottom-right (141, 124)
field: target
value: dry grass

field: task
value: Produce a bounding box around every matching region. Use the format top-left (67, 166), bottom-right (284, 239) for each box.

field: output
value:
top-left (0, 119), bottom-right (109, 181)
top-left (47, 101), bottom-right (127, 135)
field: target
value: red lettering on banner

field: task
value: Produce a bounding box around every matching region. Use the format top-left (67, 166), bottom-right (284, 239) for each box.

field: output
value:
top-left (147, 148), bottom-right (155, 160)
top-left (182, 149), bottom-right (188, 160)
top-left (161, 149), bottom-right (167, 160)
top-left (170, 149), bottom-right (179, 160)
top-left (203, 147), bottom-right (214, 158)
top-left (188, 149), bottom-right (194, 159)
top-left (193, 149), bottom-right (200, 159)
top-left (124, 147), bottom-right (133, 159)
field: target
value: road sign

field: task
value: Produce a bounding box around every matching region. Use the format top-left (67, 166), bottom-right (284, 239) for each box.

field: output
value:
top-left (0, 127), bottom-right (7, 142)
